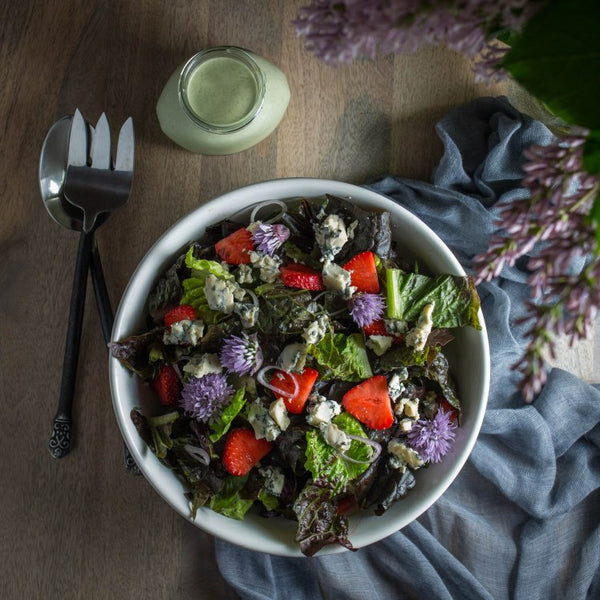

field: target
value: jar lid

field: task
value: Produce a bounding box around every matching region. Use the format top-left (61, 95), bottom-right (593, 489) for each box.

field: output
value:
top-left (179, 46), bottom-right (266, 134)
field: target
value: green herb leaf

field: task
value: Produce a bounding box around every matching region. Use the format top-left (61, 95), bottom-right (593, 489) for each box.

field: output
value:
top-left (501, 0), bottom-right (600, 131)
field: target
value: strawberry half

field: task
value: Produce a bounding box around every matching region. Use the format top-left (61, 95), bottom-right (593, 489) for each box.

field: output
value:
top-left (269, 367), bottom-right (319, 414)
top-left (215, 227), bottom-right (254, 264)
top-left (342, 374), bottom-right (394, 430)
top-left (363, 319), bottom-right (388, 336)
top-left (280, 263), bottom-right (324, 291)
top-left (342, 251), bottom-right (379, 293)
top-left (151, 363), bottom-right (181, 407)
top-left (439, 397), bottom-right (459, 422)
top-left (222, 427), bottom-right (273, 476)
top-left (164, 304), bottom-right (197, 328)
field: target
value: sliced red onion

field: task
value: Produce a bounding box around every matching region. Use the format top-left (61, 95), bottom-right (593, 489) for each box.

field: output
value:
top-left (340, 435), bottom-right (382, 465)
top-left (256, 365), bottom-right (299, 399)
top-left (250, 200), bottom-right (287, 224)
top-left (184, 443), bottom-right (210, 466)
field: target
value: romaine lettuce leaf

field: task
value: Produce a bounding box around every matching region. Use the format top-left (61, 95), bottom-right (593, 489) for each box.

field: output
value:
top-left (385, 269), bottom-right (481, 329)
top-left (309, 332), bottom-right (373, 381)
top-left (304, 413), bottom-right (372, 495)
top-left (184, 246), bottom-right (233, 279)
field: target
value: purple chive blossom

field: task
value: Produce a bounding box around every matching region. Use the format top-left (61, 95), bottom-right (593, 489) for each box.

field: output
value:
top-left (220, 332), bottom-right (264, 375)
top-left (252, 223), bottom-right (290, 255)
top-left (348, 293), bottom-right (385, 328)
top-left (180, 373), bottom-right (234, 422)
top-left (406, 409), bottom-right (457, 463)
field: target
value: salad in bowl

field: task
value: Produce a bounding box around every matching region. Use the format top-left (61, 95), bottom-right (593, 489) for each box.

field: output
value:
top-left (109, 179), bottom-right (489, 557)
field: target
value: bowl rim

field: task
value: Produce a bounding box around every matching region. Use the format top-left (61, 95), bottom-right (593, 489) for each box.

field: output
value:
top-left (109, 177), bottom-right (490, 556)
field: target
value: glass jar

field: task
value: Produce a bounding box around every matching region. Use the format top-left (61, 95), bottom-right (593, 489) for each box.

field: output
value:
top-left (156, 46), bottom-right (290, 155)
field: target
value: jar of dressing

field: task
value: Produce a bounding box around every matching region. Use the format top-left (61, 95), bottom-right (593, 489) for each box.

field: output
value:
top-left (156, 46), bottom-right (290, 155)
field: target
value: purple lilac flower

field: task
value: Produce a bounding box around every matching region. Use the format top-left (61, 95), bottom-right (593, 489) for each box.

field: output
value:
top-left (348, 293), bottom-right (385, 327)
top-left (252, 223), bottom-right (290, 255)
top-left (406, 409), bottom-right (457, 463)
top-left (220, 332), bottom-right (264, 375)
top-left (473, 132), bottom-right (600, 401)
top-left (180, 373), bottom-right (234, 422)
top-left (294, 1), bottom-right (544, 80)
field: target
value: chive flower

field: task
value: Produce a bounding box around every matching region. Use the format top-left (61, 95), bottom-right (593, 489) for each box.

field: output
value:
top-left (406, 409), bottom-right (457, 463)
top-left (252, 223), bottom-right (290, 255)
top-left (348, 293), bottom-right (385, 328)
top-left (180, 373), bottom-right (234, 422)
top-left (220, 332), bottom-right (264, 375)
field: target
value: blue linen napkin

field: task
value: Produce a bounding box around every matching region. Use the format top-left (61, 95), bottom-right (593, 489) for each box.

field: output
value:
top-left (215, 97), bottom-right (600, 600)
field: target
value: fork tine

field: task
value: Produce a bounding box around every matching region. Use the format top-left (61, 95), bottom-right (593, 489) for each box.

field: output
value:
top-left (67, 109), bottom-right (88, 167)
top-left (91, 113), bottom-right (112, 170)
top-left (115, 117), bottom-right (134, 172)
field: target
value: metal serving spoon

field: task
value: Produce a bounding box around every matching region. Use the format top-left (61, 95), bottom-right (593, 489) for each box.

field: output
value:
top-left (39, 116), bottom-right (139, 473)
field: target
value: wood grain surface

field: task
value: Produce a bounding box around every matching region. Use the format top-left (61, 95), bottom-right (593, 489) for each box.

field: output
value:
top-left (1, 2), bottom-right (597, 599)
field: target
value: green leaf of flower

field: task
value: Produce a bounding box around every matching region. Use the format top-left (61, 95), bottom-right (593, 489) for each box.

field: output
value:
top-left (501, 0), bottom-right (600, 131)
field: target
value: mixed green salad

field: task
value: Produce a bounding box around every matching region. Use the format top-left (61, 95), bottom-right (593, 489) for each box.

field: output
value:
top-left (110, 194), bottom-right (481, 556)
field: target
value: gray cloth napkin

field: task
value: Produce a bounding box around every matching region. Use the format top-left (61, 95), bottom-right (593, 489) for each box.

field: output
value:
top-left (215, 97), bottom-right (600, 600)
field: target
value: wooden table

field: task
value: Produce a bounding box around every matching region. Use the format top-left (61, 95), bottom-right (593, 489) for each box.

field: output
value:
top-left (1, 2), bottom-right (597, 598)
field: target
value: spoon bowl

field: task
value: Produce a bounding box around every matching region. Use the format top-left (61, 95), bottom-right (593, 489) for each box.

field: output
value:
top-left (39, 116), bottom-right (86, 231)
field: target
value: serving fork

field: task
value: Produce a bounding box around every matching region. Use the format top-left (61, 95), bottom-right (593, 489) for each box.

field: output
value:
top-left (48, 109), bottom-right (136, 470)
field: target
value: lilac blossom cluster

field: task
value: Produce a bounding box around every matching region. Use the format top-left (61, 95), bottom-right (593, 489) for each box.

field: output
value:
top-left (294, 0), bottom-right (543, 80)
top-left (472, 133), bottom-right (600, 401)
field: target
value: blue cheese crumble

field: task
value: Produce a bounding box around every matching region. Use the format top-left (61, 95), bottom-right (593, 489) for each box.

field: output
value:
top-left (182, 353), bottom-right (221, 378)
top-left (258, 465), bottom-right (285, 496)
top-left (314, 214), bottom-right (348, 262)
top-left (204, 274), bottom-right (236, 314)
top-left (320, 422), bottom-right (351, 453)
top-left (162, 320), bottom-right (205, 346)
top-left (307, 393), bottom-right (342, 426)
top-left (269, 398), bottom-right (290, 431)
top-left (322, 262), bottom-right (355, 298)
top-left (277, 343), bottom-right (308, 373)
top-left (388, 439), bottom-right (424, 470)
top-left (247, 400), bottom-right (281, 442)
top-left (302, 315), bottom-right (329, 345)
top-left (366, 335), bottom-right (393, 356)
top-left (405, 302), bottom-right (435, 352)
top-left (249, 251), bottom-right (281, 283)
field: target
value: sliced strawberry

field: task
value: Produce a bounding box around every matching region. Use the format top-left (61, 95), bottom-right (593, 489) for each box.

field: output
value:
top-left (164, 304), bottom-right (197, 328)
top-left (342, 375), bottom-right (394, 430)
top-left (342, 251), bottom-right (379, 293)
top-left (151, 363), bottom-right (181, 407)
top-left (215, 227), bottom-right (254, 264)
top-left (269, 367), bottom-right (319, 414)
top-left (222, 427), bottom-right (273, 476)
top-left (439, 397), bottom-right (459, 422)
top-left (280, 263), bottom-right (324, 291)
top-left (363, 319), bottom-right (388, 336)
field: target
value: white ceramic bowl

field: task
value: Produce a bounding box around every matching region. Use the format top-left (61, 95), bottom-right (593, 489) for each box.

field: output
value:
top-left (109, 178), bottom-right (490, 556)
